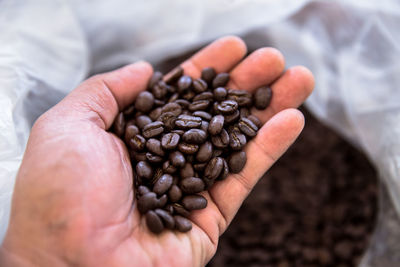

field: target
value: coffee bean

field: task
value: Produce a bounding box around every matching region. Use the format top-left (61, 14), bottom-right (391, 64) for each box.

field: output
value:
top-left (227, 89), bottom-right (252, 107)
top-left (224, 109), bottom-right (240, 124)
top-left (172, 203), bottom-right (190, 217)
top-left (193, 92), bottom-right (214, 102)
top-left (229, 131), bottom-right (247, 150)
top-left (164, 204), bottom-right (174, 214)
top-left (124, 125), bottom-right (139, 143)
top-left (113, 112), bottom-right (125, 137)
top-left (218, 159), bottom-right (229, 180)
top-left (169, 151), bottom-right (186, 167)
top-left (213, 87), bottom-right (227, 101)
top-left (182, 129), bottom-right (207, 144)
top-left (162, 160), bottom-right (177, 174)
top-left (240, 107), bottom-right (250, 118)
top-left (161, 133), bottom-right (180, 150)
top-left (177, 75), bottom-right (192, 93)
top-left (238, 118), bottom-right (258, 137)
top-left (175, 115), bottom-right (202, 129)
top-left (192, 111), bottom-right (212, 121)
top-left (180, 177), bottom-right (205, 194)
top-left (161, 102), bottom-right (182, 116)
top-left (142, 121), bottom-right (164, 138)
top-left (182, 194), bottom-right (207, 210)
top-left (138, 185), bottom-right (150, 196)
top-left (123, 105), bottom-right (135, 116)
top-left (193, 78), bottom-right (208, 93)
top-left (151, 167), bottom-right (164, 185)
top-left (171, 129), bottom-right (184, 136)
top-left (212, 149), bottom-right (223, 158)
top-left (146, 210), bottom-right (164, 234)
top-left (133, 151), bottom-right (147, 162)
top-left (211, 129), bottom-right (230, 148)
top-left (153, 174), bottom-right (173, 195)
top-left (182, 90), bottom-right (195, 101)
top-left (129, 134), bottom-right (146, 151)
top-left (174, 215), bottom-right (192, 232)
top-left (247, 114), bottom-right (262, 128)
top-left (188, 100), bottom-right (210, 111)
top-left (193, 162), bottom-right (207, 172)
top-left (157, 194), bottom-right (168, 208)
top-left (201, 67), bottom-right (216, 85)
top-left (165, 66), bottom-right (183, 84)
top-left (196, 141), bottom-right (213, 162)
top-left (228, 151), bottom-right (246, 173)
top-left (137, 192), bottom-right (158, 213)
top-left (178, 143), bottom-right (199, 154)
top-left (146, 152), bottom-right (163, 163)
top-left (157, 112), bottom-right (176, 130)
top-left (135, 91), bottom-right (154, 113)
top-left (200, 121), bottom-right (209, 137)
top-left (204, 157), bottom-right (224, 180)
top-left (254, 86), bottom-right (272, 109)
top-left (149, 71), bottom-right (163, 88)
top-left (136, 115), bottom-right (152, 129)
top-left (168, 185), bottom-right (182, 203)
top-left (168, 93), bottom-right (179, 103)
top-left (155, 209), bottom-right (175, 229)
top-left (209, 115), bottom-right (224, 135)
top-left (174, 99), bottom-right (191, 108)
top-left (151, 82), bottom-right (167, 99)
top-left (149, 107), bottom-right (162, 121)
top-left (154, 99), bottom-right (166, 107)
top-left (135, 161), bottom-right (153, 180)
top-left (146, 138), bottom-right (165, 156)
top-left (180, 162), bottom-right (195, 178)
top-left (217, 100), bottom-right (238, 114)
top-left (212, 72), bottom-right (230, 88)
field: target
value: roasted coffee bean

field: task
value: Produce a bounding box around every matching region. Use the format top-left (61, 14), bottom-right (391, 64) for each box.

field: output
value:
top-left (172, 203), bottom-right (190, 217)
top-left (193, 78), bottom-right (208, 93)
top-left (169, 151), bottom-right (186, 167)
top-left (161, 102), bottom-right (182, 116)
top-left (133, 151), bottom-right (147, 162)
top-left (165, 66), bottom-right (183, 84)
top-left (180, 162), bottom-right (195, 178)
top-left (196, 141), bottom-right (213, 162)
top-left (177, 75), bottom-right (192, 93)
top-left (146, 152), bottom-right (163, 163)
top-left (182, 129), bottom-right (207, 144)
top-left (142, 121), bottom-right (164, 138)
top-left (171, 129), bottom-right (184, 136)
top-left (254, 86), bottom-right (272, 109)
top-left (174, 99), bottom-right (190, 108)
top-left (138, 185), bottom-right (150, 196)
top-left (157, 194), bottom-right (168, 208)
top-left (129, 134), bottom-right (146, 151)
top-left (218, 159), bottom-right (229, 180)
top-left (212, 72), bottom-right (230, 88)
top-left (227, 89), bottom-right (252, 107)
top-left (136, 115), bottom-right (152, 129)
top-left (228, 151), bottom-right (247, 173)
top-left (238, 117), bottom-right (258, 137)
top-left (193, 111), bottom-right (212, 121)
top-left (180, 177), bottom-right (205, 194)
top-left (229, 131), bottom-right (247, 150)
top-left (164, 204), bottom-right (174, 214)
top-left (212, 101), bottom-right (221, 114)
top-left (151, 167), bottom-right (164, 185)
top-left (247, 114), bottom-right (262, 128)
top-left (178, 143), bottom-right (199, 154)
top-left (209, 115), bottom-right (224, 135)
top-left (212, 149), bottom-right (223, 158)
top-left (168, 93), bottom-right (179, 103)
top-left (203, 177), bottom-right (215, 190)
top-left (193, 92), bottom-right (214, 102)
top-left (224, 109), bottom-right (240, 124)
top-left (149, 107), bottom-right (162, 121)
top-left (175, 115), bottom-right (202, 129)
top-left (240, 107), bottom-right (250, 118)
top-left (182, 90), bottom-right (195, 101)
top-left (174, 215), bottom-right (192, 232)
top-left (155, 209), bottom-right (175, 229)
top-left (123, 105), bottom-right (135, 116)
top-left (149, 71), bottom-right (163, 88)
top-left (213, 87), bottom-right (227, 101)
top-left (113, 112), bottom-right (125, 137)
top-left (154, 99), bottom-right (166, 107)
top-left (162, 160), bottom-right (177, 174)
top-left (124, 124), bottom-right (139, 143)
top-left (151, 81), bottom-right (167, 99)
top-left (201, 67), bottom-right (216, 85)
top-left (217, 100), bottom-right (238, 114)
top-left (193, 162), bottom-right (207, 171)
top-left (135, 91), bottom-right (154, 113)
top-left (137, 192), bottom-right (158, 213)
top-left (146, 210), bottom-right (164, 234)
top-left (135, 161), bottom-right (153, 180)
top-left (153, 174), bottom-right (173, 195)
top-left (188, 100), bottom-right (210, 111)
top-left (182, 195), bottom-right (207, 210)
top-left (161, 133), bottom-right (180, 150)
top-left (157, 112), bottom-right (176, 130)
top-left (204, 157), bottom-right (224, 180)
top-left (211, 129), bottom-right (230, 148)
top-left (168, 185), bottom-right (182, 203)
top-left (146, 138), bottom-right (165, 156)
top-left (200, 121), bottom-right (209, 137)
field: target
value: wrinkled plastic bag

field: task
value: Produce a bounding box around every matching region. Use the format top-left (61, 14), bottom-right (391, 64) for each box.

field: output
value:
top-left (1, 0), bottom-right (399, 265)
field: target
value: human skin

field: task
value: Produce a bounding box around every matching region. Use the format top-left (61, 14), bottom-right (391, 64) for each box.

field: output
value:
top-left (0, 36), bottom-right (314, 267)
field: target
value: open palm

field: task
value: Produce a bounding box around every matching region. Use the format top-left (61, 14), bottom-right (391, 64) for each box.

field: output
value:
top-left (1, 36), bottom-right (314, 267)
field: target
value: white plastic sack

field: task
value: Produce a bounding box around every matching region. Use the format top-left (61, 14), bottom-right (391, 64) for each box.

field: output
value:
top-left (1, 0), bottom-right (399, 266)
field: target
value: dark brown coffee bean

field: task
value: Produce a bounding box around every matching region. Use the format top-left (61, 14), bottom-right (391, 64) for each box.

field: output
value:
top-left (174, 99), bottom-right (190, 108)
top-left (150, 167), bottom-right (163, 185)
top-left (146, 152), bottom-right (163, 163)
top-left (157, 194), bottom-right (168, 208)
top-left (193, 78), bottom-right (208, 93)
top-left (151, 81), bottom-right (167, 99)
top-left (254, 86), bottom-right (272, 109)
top-left (209, 115), bottom-right (224, 135)
top-left (212, 72), bottom-right (230, 88)
top-left (204, 157), bottom-right (224, 180)
top-left (192, 111), bottom-right (212, 121)
top-left (229, 131), bottom-right (247, 150)
top-left (135, 161), bottom-right (153, 180)
top-left (164, 204), bottom-right (174, 214)
top-left (157, 112), bottom-right (176, 131)
top-left (193, 91), bottom-right (214, 102)
top-left (137, 185), bottom-right (150, 196)
top-left (161, 102), bottom-right (182, 117)
top-left (240, 107), bottom-right (250, 118)
top-left (180, 177), bottom-right (205, 194)
top-left (218, 159), bottom-right (229, 181)
top-left (133, 151), bottom-right (147, 162)
top-left (178, 143), bottom-right (199, 154)
top-left (228, 151), bottom-right (247, 173)
top-left (113, 112), bottom-right (125, 137)
top-left (146, 138), bottom-right (165, 156)
top-left (169, 151), bottom-right (186, 167)
top-left (227, 89), bottom-right (252, 107)
top-left (155, 209), bottom-right (175, 229)
top-left (175, 115), bottom-right (202, 129)
top-left (137, 192), bottom-right (158, 213)
top-left (182, 195), bottom-right (207, 210)
top-left (182, 90), bottom-right (195, 101)
top-left (146, 210), bottom-right (164, 234)
top-left (172, 203), bottom-right (190, 217)
top-left (201, 67), bottom-right (216, 85)
top-left (211, 129), bottom-right (229, 148)
top-left (153, 174), bottom-right (173, 195)
top-left (200, 121), bottom-right (209, 138)
top-left (165, 66), bottom-right (183, 84)
top-left (217, 100), bottom-right (238, 114)
top-left (142, 121), bottom-right (164, 138)
top-left (136, 115), bottom-right (152, 129)
top-left (213, 87), bottom-right (227, 101)
top-left (188, 100), bottom-right (210, 111)
top-left (196, 141), bottom-right (213, 162)
top-left (174, 215), bottom-right (192, 232)
top-left (135, 91), bottom-right (154, 113)
top-left (182, 129), bottom-right (207, 144)
top-left (224, 109), bottom-right (240, 124)
top-left (212, 149), bottom-right (223, 158)
top-left (129, 134), bottom-right (146, 151)
top-left (154, 99), bottom-right (166, 107)
top-left (177, 75), bottom-right (192, 93)
top-left (168, 185), bottom-right (182, 203)
top-left (161, 133), bottom-right (180, 150)
top-left (203, 177), bottom-right (215, 189)
top-left (238, 118), bottom-right (258, 137)
top-left (247, 114), bottom-right (262, 128)
top-left (168, 93), bottom-right (179, 103)
top-left (149, 107), bottom-right (162, 121)
top-left (162, 160), bottom-right (177, 174)
top-left (123, 105), bottom-right (135, 116)
top-left (124, 124), bottom-right (139, 143)
top-left (149, 71), bottom-right (163, 88)
top-left (171, 129), bottom-right (184, 136)
top-left (193, 162), bottom-right (207, 171)
top-left (180, 162), bottom-right (195, 178)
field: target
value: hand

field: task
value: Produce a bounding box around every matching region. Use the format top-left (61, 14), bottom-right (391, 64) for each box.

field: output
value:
top-left (0, 36), bottom-right (314, 267)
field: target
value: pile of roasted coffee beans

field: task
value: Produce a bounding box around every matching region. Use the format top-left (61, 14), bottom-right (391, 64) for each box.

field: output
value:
top-left (112, 66), bottom-right (272, 234)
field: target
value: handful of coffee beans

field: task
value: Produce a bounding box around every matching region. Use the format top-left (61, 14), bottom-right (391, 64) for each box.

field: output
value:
top-left (112, 66), bottom-right (272, 234)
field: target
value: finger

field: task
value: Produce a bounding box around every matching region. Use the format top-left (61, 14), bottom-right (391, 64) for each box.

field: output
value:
top-left (227, 47), bottom-right (285, 90)
top-left (174, 35), bottom-right (247, 79)
top-left (50, 61), bottom-right (153, 129)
